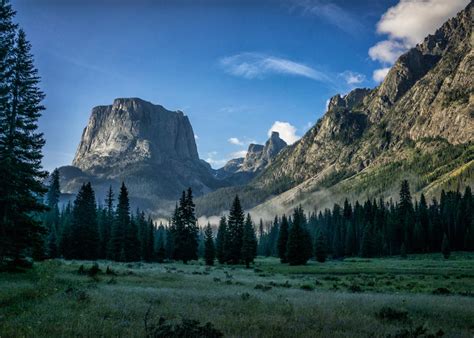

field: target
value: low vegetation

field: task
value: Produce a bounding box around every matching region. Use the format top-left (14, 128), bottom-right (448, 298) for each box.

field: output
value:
top-left (1, 254), bottom-right (473, 337)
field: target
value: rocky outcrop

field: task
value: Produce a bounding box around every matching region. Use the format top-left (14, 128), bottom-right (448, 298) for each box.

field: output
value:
top-left (73, 98), bottom-right (199, 174)
top-left (61, 98), bottom-right (225, 215)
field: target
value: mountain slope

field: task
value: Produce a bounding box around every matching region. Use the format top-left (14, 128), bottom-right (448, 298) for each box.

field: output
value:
top-left (196, 3), bottom-right (473, 217)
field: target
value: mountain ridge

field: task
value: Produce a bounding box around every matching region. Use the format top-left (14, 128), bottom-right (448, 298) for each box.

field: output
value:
top-left (195, 2), bottom-right (473, 218)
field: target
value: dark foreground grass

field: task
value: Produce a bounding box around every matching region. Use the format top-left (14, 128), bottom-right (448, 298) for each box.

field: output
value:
top-left (1, 253), bottom-right (473, 337)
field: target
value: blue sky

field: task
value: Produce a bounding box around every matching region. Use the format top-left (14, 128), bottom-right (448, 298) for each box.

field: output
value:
top-left (11, 0), bottom-right (469, 170)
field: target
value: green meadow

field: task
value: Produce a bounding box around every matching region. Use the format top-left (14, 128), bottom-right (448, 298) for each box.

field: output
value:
top-left (1, 254), bottom-right (473, 337)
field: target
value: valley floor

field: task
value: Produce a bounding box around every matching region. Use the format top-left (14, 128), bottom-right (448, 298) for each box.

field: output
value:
top-left (1, 254), bottom-right (473, 337)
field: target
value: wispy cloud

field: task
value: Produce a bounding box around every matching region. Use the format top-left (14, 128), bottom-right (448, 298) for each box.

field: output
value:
top-left (369, 0), bottom-right (469, 82)
top-left (219, 52), bottom-right (331, 82)
top-left (291, 0), bottom-right (364, 35)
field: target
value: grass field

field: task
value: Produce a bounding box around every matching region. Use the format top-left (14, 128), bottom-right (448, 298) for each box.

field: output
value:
top-left (1, 254), bottom-right (473, 337)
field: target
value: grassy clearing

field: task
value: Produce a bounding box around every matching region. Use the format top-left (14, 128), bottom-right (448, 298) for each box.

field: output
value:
top-left (1, 254), bottom-right (473, 337)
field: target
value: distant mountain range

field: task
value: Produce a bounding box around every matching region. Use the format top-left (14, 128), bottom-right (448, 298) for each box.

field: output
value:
top-left (59, 3), bottom-right (473, 220)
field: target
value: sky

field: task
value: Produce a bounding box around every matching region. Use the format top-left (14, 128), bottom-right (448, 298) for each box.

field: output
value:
top-left (10, 0), bottom-right (470, 170)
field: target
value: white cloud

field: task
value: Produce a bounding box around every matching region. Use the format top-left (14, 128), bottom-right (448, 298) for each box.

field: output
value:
top-left (369, 0), bottom-right (469, 74)
top-left (339, 71), bottom-right (365, 85)
top-left (220, 52), bottom-right (331, 82)
top-left (228, 137), bottom-right (244, 146)
top-left (368, 40), bottom-right (408, 64)
top-left (194, 134), bottom-right (199, 140)
top-left (268, 121), bottom-right (300, 145)
top-left (376, 0), bottom-right (469, 45)
top-left (373, 67), bottom-right (391, 83)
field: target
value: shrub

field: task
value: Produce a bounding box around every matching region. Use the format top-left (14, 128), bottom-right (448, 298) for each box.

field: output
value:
top-left (300, 284), bottom-right (314, 291)
top-left (88, 263), bottom-right (101, 277)
top-left (240, 292), bottom-right (250, 301)
top-left (376, 306), bottom-right (409, 322)
top-left (348, 284), bottom-right (363, 293)
top-left (254, 284), bottom-right (272, 291)
top-left (106, 266), bottom-right (117, 275)
top-left (145, 317), bottom-right (223, 338)
top-left (432, 287), bottom-right (451, 295)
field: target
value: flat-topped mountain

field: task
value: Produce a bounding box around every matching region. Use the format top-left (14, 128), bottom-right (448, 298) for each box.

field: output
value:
top-left (60, 98), bottom-right (225, 213)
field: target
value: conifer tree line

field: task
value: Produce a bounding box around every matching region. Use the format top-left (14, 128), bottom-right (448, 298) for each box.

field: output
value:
top-left (0, 0), bottom-right (48, 266)
top-left (39, 174), bottom-right (474, 266)
top-left (258, 180), bottom-right (473, 265)
top-left (41, 175), bottom-right (157, 263)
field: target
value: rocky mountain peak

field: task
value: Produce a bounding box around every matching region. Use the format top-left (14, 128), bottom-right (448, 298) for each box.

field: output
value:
top-left (72, 98), bottom-right (199, 174)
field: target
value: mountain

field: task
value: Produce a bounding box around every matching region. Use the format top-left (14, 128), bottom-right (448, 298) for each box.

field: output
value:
top-left (59, 98), bottom-right (225, 214)
top-left (214, 131), bottom-right (287, 184)
top-left (196, 3), bottom-right (473, 217)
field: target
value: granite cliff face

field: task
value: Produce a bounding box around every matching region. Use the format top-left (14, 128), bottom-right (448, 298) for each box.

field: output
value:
top-left (73, 98), bottom-right (199, 173)
top-left (196, 3), bottom-right (474, 217)
top-left (216, 131), bottom-right (287, 182)
top-left (61, 98), bottom-right (224, 214)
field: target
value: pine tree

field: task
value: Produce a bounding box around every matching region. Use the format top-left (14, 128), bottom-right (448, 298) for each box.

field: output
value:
top-left (101, 186), bottom-right (114, 259)
top-left (109, 182), bottom-right (129, 261)
top-left (0, 20), bottom-right (47, 265)
top-left (400, 242), bottom-right (407, 259)
top-left (314, 229), bottom-right (327, 263)
top-left (286, 206), bottom-right (312, 265)
top-left (226, 195), bottom-right (245, 264)
top-left (204, 223), bottom-right (215, 266)
top-left (441, 233), bottom-right (450, 259)
top-left (123, 215), bottom-right (140, 262)
top-left (277, 214), bottom-right (289, 263)
top-left (215, 216), bottom-right (227, 264)
top-left (241, 213), bottom-right (257, 268)
top-left (43, 168), bottom-right (61, 258)
top-left (69, 183), bottom-right (99, 260)
top-left (360, 224), bottom-right (374, 258)
top-left (398, 180), bottom-right (414, 252)
top-left (173, 188), bottom-right (198, 263)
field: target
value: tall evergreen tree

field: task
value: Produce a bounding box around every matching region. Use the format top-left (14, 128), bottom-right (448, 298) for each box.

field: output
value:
top-left (123, 214), bottom-right (140, 262)
top-left (277, 214), bottom-right (289, 263)
top-left (314, 229), bottom-right (328, 263)
top-left (398, 180), bottom-right (414, 252)
top-left (109, 182), bottom-right (130, 261)
top-left (441, 233), bottom-right (450, 259)
top-left (226, 195), bottom-right (245, 264)
top-left (100, 186), bottom-right (114, 259)
top-left (204, 223), bottom-right (215, 266)
top-left (215, 216), bottom-right (227, 264)
top-left (241, 213), bottom-right (257, 268)
top-left (0, 20), bottom-right (47, 265)
top-left (44, 168), bottom-right (60, 258)
top-left (286, 206), bottom-right (312, 265)
top-left (173, 188), bottom-right (198, 263)
top-left (69, 183), bottom-right (99, 260)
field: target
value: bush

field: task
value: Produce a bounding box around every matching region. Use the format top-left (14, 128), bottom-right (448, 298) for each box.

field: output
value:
top-left (145, 317), bottom-right (223, 338)
top-left (348, 284), bottom-right (363, 293)
top-left (300, 284), bottom-right (314, 291)
top-left (254, 284), bottom-right (272, 292)
top-left (432, 287), bottom-right (451, 295)
top-left (376, 306), bottom-right (409, 322)
top-left (88, 263), bottom-right (101, 277)
top-left (240, 292), bottom-right (250, 301)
